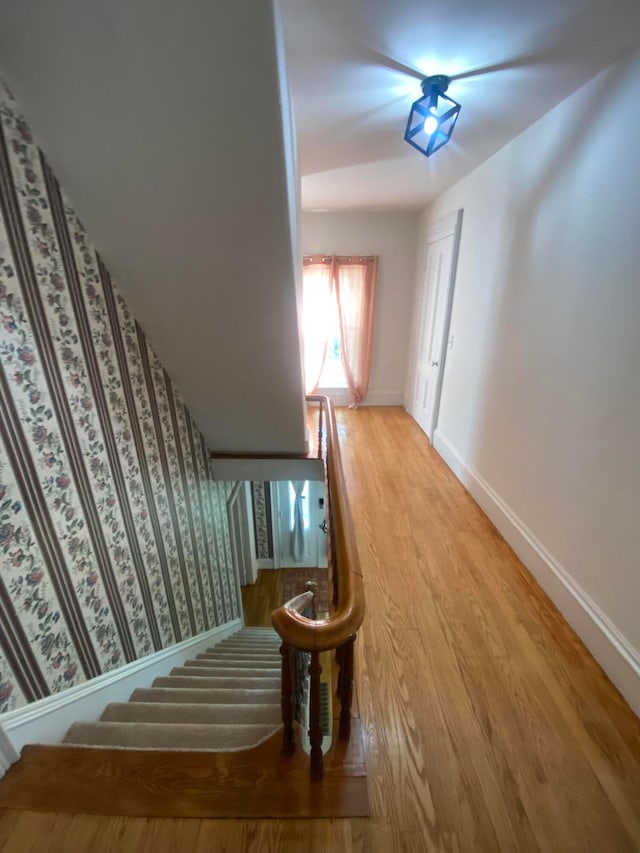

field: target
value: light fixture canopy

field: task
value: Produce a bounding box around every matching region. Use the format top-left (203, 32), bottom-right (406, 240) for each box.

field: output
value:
top-left (404, 74), bottom-right (461, 157)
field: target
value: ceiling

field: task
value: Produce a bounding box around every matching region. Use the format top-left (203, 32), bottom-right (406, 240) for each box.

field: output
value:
top-left (278, 0), bottom-right (640, 210)
top-left (1, 0), bottom-right (639, 455)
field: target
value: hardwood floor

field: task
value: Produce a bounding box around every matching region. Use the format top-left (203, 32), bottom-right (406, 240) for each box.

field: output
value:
top-left (241, 568), bottom-right (284, 627)
top-left (2, 406), bottom-right (639, 851)
top-left (0, 722), bottom-right (368, 820)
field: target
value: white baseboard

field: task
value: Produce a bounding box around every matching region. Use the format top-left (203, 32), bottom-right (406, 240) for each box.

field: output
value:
top-left (433, 430), bottom-right (640, 718)
top-left (256, 558), bottom-right (275, 570)
top-left (318, 388), bottom-right (404, 407)
top-left (0, 618), bottom-right (242, 774)
top-left (0, 727), bottom-right (19, 776)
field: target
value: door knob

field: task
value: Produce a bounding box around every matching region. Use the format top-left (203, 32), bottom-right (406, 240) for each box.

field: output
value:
top-left (431, 360), bottom-right (439, 367)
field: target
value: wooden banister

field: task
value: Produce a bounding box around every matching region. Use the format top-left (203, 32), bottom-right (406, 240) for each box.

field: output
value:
top-left (272, 396), bottom-right (365, 779)
top-left (272, 396), bottom-right (365, 653)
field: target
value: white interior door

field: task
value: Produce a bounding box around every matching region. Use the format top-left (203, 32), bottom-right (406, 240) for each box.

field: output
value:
top-left (411, 212), bottom-right (462, 440)
top-left (274, 480), bottom-right (327, 568)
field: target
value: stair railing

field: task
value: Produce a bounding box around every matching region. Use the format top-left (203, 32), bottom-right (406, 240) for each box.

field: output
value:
top-left (272, 395), bottom-right (365, 780)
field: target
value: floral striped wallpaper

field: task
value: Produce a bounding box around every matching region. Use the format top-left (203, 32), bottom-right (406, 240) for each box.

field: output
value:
top-left (0, 80), bottom-right (239, 714)
top-left (251, 482), bottom-right (273, 560)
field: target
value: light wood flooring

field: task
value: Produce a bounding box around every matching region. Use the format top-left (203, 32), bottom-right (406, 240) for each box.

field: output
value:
top-left (241, 567), bottom-right (284, 627)
top-left (1, 406), bottom-right (640, 851)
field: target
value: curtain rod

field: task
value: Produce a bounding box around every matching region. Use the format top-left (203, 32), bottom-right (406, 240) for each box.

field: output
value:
top-left (303, 255), bottom-right (376, 262)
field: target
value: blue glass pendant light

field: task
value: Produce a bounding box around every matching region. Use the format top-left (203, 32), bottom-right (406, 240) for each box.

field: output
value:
top-left (404, 75), bottom-right (461, 157)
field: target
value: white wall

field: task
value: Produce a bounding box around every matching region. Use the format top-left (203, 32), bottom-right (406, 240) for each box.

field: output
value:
top-left (413, 48), bottom-right (640, 712)
top-left (302, 211), bottom-right (419, 405)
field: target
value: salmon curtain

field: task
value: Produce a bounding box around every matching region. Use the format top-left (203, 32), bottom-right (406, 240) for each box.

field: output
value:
top-left (302, 256), bottom-right (335, 394)
top-left (334, 256), bottom-right (378, 407)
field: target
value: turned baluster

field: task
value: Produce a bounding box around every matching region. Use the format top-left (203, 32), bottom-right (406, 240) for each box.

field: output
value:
top-left (280, 641), bottom-right (295, 755)
top-left (317, 399), bottom-right (324, 460)
top-left (304, 580), bottom-right (317, 620)
top-left (338, 635), bottom-right (355, 739)
top-left (308, 651), bottom-right (324, 779)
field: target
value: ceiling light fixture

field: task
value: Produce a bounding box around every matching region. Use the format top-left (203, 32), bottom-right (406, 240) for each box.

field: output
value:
top-left (404, 75), bottom-right (461, 157)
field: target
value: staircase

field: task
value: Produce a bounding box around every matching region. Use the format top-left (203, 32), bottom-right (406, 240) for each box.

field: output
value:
top-left (0, 619), bottom-right (367, 820)
top-left (62, 628), bottom-right (283, 752)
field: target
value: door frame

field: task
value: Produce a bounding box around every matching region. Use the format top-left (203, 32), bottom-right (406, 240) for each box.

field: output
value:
top-left (227, 482), bottom-right (258, 589)
top-left (271, 482), bottom-right (284, 569)
top-left (410, 209), bottom-right (463, 441)
top-left (271, 479), bottom-right (327, 569)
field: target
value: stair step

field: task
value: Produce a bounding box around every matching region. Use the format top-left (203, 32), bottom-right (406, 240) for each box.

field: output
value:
top-left (207, 646), bottom-right (280, 659)
top-left (220, 632), bottom-right (280, 641)
top-left (216, 642), bottom-right (281, 652)
top-left (130, 687), bottom-right (281, 705)
top-left (196, 649), bottom-right (280, 663)
top-left (100, 702), bottom-right (280, 725)
top-left (63, 721), bottom-right (280, 751)
top-left (219, 634), bottom-right (280, 643)
top-left (195, 655), bottom-right (280, 668)
top-left (233, 628), bottom-right (279, 635)
top-left (178, 663), bottom-right (280, 678)
top-left (206, 643), bottom-right (280, 651)
top-left (54, 625), bottom-right (285, 758)
top-left (152, 675), bottom-right (281, 690)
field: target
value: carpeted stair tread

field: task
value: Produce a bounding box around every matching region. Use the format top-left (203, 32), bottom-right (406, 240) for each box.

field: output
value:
top-left (195, 655), bottom-right (280, 668)
top-left (201, 645), bottom-right (280, 653)
top-left (152, 675), bottom-right (280, 690)
top-left (199, 655), bottom-right (281, 665)
top-left (211, 636), bottom-right (279, 643)
top-left (186, 659), bottom-right (280, 669)
top-left (54, 628), bottom-right (286, 755)
top-left (176, 663), bottom-right (280, 677)
top-left (63, 721), bottom-right (280, 751)
top-left (231, 625), bottom-right (278, 637)
top-left (129, 687), bottom-right (281, 705)
top-left (202, 650), bottom-right (281, 660)
top-left (100, 702), bottom-right (280, 725)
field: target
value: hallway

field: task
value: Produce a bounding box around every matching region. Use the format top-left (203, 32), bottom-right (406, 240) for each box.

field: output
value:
top-left (1, 407), bottom-right (639, 851)
top-left (339, 406), bottom-right (640, 851)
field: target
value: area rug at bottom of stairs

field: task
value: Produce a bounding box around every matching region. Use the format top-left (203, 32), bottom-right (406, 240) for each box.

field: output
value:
top-left (283, 567), bottom-right (330, 614)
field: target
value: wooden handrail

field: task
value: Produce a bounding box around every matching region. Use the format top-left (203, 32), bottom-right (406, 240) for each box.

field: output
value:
top-left (272, 396), bottom-right (365, 653)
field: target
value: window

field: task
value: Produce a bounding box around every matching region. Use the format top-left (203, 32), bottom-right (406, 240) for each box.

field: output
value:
top-left (302, 254), bottom-right (378, 406)
top-left (318, 297), bottom-right (346, 388)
